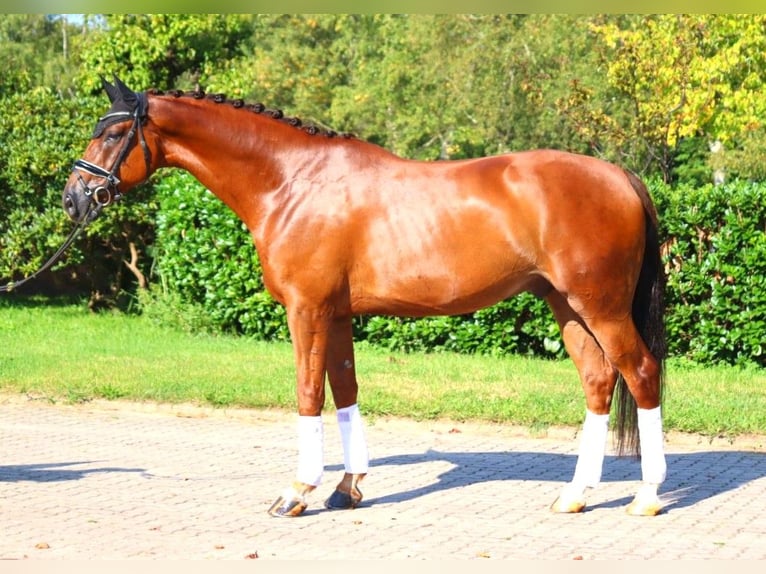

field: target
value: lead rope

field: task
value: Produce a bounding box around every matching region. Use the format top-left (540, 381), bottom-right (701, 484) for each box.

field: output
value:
top-left (0, 207), bottom-right (95, 293)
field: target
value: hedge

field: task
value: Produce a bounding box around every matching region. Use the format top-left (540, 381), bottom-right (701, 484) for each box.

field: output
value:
top-left (150, 171), bottom-right (765, 367)
top-left (653, 179), bottom-right (765, 366)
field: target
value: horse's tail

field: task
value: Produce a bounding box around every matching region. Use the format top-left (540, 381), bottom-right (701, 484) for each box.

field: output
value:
top-left (613, 170), bottom-right (668, 457)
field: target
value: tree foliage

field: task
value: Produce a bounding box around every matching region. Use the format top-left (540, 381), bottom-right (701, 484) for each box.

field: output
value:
top-left (565, 14), bottom-right (766, 182)
top-left (75, 14), bottom-right (252, 92)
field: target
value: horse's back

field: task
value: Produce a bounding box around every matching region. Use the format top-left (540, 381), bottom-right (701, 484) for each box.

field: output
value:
top-left (343, 149), bottom-right (645, 317)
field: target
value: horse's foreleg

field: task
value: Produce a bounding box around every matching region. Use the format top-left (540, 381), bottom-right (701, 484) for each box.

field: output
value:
top-left (324, 404), bottom-right (368, 510)
top-left (268, 306), bottom-right (331, 518)
top-left (545, 292), bottom-right (618, 514)
top-left (325, 316), bottom-right (369, 510)
top-left (268, 416), bottom-right (324, 517)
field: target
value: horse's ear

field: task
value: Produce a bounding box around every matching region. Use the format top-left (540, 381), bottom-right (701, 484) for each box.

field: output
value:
top-left (101, 75), bottom-right (121, 103)
top-left (113, 75), bottom-right (135, 100)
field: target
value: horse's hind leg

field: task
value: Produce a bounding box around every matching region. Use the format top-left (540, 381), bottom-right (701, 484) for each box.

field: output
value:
top-left (324, 315), bottom-right (369, 510)
top-left (545, 292), bottom-right (619, 514)
top-left (586, 316), bottom-right (666, 516)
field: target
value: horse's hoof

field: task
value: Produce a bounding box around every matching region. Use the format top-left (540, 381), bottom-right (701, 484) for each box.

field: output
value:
top-left (550, 496), bottom-right (586, 514)
top-left (626, 498), bottom-right (663, 516)
top-left (550, 483), bottom-right (586, 513)
top-left (324, 486), bottom-right (363, 510)
top-left (626, 484), bottom-right (663, 516)
top-left (268, 493), bottom-right (308, 517)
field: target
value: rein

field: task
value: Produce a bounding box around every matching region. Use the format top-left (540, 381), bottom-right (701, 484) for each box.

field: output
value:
top-left (0, 213), bottom-right (92, 293)
top-left (1, 92), bottom-right (151, 294)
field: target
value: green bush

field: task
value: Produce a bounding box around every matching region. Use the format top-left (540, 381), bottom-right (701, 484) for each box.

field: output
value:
top-left (653, 179), bottom-right (766, 367)
top-left (357, 296), bottom-right (563, 358)
top-left (152, 171), bottom-right (289, 341)
top-left (0, 88), bottom-right (94, 279)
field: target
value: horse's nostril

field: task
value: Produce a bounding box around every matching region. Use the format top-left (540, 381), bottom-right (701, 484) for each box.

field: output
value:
top-left (63, 193), bottom-right (77, 218)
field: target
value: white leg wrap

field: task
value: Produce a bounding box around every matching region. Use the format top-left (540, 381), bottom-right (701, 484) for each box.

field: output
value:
top-left (296, 415), bottom-right (324, 486)
top-left (337, 404), bottom-right (369, 474)
top-left (637, 406), bottom-right (667, 484)
top-left (571, 409), bottom-right (610, 489)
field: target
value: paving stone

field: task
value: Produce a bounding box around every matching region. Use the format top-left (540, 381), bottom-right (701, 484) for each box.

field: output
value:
top-left (1, 395), bottom-right (765, 560)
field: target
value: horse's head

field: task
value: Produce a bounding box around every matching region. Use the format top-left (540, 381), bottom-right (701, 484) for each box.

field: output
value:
top-left (63, 75), bottom-right (156, 222)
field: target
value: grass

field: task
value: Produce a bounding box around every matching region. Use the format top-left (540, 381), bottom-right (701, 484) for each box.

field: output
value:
top-left (1, 296), bottom-right (765, 439)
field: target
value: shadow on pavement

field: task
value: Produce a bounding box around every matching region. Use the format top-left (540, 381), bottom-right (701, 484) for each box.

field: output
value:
top-left (347, 449), bottom-right (766, 512)
top-left (0, 461), bottom-right (145, 483)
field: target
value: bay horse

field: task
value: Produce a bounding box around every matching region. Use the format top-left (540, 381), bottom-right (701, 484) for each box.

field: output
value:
top-left (63, 76), bottom-right (668, 517)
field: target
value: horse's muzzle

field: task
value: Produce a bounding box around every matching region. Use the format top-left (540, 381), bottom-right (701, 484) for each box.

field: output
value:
top-left (62, 186), bottom-right (98, 223)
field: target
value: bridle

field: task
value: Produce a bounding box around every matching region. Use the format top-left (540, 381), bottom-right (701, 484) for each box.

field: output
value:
top-left (1, 90), bottom-right (151, 293)
top-left (71, 91), bottom-right (152, 223)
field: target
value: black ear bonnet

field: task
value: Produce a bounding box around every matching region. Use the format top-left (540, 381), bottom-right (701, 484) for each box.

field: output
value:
top-left (92, 75), bottom-right (148, 138)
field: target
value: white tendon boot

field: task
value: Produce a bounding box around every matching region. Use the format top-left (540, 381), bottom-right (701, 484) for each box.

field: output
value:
top-left (325, 404), bottom-right (369, 510)
top-left (551, 409), bottom-right (609, 513)
top-left (296, 415), bottom-right (325, 487)
top-left (627, 406), bottom-right (666, 516)
top-left (337, 403), bottom-right (369, 475)
top-left (268, 415), bottom-right (324, 517)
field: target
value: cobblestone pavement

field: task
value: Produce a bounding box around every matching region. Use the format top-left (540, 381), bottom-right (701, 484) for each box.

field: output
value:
top-left (2, 394), bottom-right (765, 560)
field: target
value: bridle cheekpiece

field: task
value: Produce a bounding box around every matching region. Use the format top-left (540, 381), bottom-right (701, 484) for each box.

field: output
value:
top-left (71, 76), bottom-right (151, 221)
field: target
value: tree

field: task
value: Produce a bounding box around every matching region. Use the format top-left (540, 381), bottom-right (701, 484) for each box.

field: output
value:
top-left (0, 14), bottom-right (80, 97)
top-left (0, 15), bottom-right (96, 290)
top-left (559, 14), bottom-right (766, 182)
top-left (75, 14), bottom-right (253, 93)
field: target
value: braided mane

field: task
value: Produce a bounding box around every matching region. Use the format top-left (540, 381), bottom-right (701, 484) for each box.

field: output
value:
top-left (147, 88), bottom-right (354, 139)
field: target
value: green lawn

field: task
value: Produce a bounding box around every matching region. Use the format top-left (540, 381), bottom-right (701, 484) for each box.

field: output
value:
top-left (1, 297), bottom-right (765, 439)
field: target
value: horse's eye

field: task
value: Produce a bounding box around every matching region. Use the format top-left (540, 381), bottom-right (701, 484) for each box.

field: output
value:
top-left (104, 131), bottom-right (123, 144)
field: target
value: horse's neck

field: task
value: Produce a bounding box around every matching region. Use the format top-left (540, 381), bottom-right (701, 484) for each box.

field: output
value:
top-left (149, 95), bottom-right (400, 241)
top-left (152, 96), bottom-right (303, 229)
